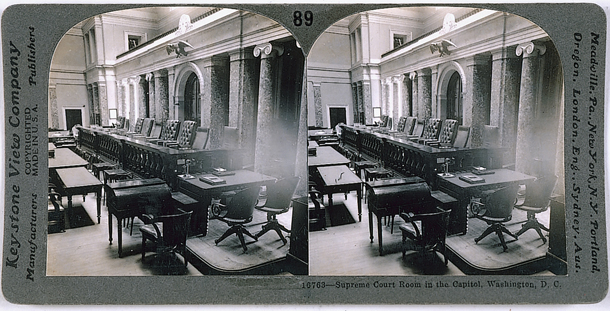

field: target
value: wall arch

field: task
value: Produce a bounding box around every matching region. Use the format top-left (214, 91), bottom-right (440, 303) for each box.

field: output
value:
top-left (173, 62), bottom-right (204, 123)
top-left (436, 61), bottom-right (466, 122)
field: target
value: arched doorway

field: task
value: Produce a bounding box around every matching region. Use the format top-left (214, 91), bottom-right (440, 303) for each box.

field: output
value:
top-left (446, 71), bottom-right (463, 124)
top-left (183, 72), bottom-right (200, 125)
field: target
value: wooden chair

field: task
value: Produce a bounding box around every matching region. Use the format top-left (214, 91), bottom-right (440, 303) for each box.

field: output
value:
top-left (254, 176), bottom-right (300, 244)
top-left (471, 184), bottom-right (520, 251)
top-left (140, 210), bottom-right (193, 267)
top-left (211, 187), bottom-right (260, 253)
top-left (399, 207), bottom-right (451, 265)
top-left (514, 175), bottom-right (557, 243)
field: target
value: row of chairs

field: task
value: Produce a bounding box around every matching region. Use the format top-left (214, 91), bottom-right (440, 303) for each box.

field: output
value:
top-left (388, 116), bottom-right (470, 149)
top-left (114, 118), bottom-right (207, 150)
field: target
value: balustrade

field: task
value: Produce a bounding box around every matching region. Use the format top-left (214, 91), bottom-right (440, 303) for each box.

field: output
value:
top-left (75, 126), bottom-right (244, 189)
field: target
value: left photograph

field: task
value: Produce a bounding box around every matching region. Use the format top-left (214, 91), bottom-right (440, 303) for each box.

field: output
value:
top-left (46, 6), bottom-right (308, 276)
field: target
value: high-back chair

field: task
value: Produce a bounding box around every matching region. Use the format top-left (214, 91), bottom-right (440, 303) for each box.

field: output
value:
top-left (482, 125), bottom-right (500, 148)
top-left (404, 117), bottom-right (417, 134)
top-left (140, 210), bottom-right (193, 267)
top-left (127, 118), bottom-right (144, 135)
top-left (165, 120), bottom-right (197, 149)
top-left (471, 184), bottom-right (520, 251)
top-left (155, 120), bottom-right (181, 145)
top-left (254, 176), bottom-right (300, 244)
top-left (451, 126), bottom-right (471, 148)
top-left (191, 127), bottom-right (210, 150)
top-left (211, 187), bottom-right (260, 253)
top-left (426, 119), bottom-right (458, 147)
top-left (396, 116), bottom-right (407, 133)
top-left (514, 175), bottom-right (557, 243)
top-left (130, 118), bottom-right (155, 139)
top-left (399, 207), bottom-right (451, 265)
top-left (415, 118), bottom-right (442, 144)
top-left (222, 126), bottom-right (239, 149)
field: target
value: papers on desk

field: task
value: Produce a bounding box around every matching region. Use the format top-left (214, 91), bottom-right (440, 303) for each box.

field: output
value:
top-left (212, 170), bottom-right (235, 176)
top-left (472, 166), bottom-right (495, 175)
top-left (200, 176), bottom-right (226, 185)
top-left (459, 174), bottom-right (485, 184)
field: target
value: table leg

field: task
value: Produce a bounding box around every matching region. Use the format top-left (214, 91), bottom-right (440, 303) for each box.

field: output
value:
top-left (96, 188), bottom-right (101, 224)
top-left (377, 215), bottom-right (383, 256)
top-left (357, 187), bottom-right (362, 222)
top-left (369, 210), bottom-right (373, 243)
top-left (328, 193), bottom-right (334, 208)
top-left (108, 211), bottom-right (113, 244)
top-left (118, 217), bottom-right (123, 257)
top-left (67, 194), bottom-right (73, 225)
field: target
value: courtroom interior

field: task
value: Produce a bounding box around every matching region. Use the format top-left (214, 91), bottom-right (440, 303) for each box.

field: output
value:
top-left (306, 7), bottom-right (566, 275)
top-left (47, 7), bottom-right (308, 275)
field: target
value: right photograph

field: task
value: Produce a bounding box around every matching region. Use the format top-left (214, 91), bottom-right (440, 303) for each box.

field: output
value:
top-left (306, 6), bottom-right (566, 276)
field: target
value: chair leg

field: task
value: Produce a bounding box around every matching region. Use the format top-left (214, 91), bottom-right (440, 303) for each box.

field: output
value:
top-left (495, 229), bottom-right (508, 252)
top-left (141, 238), bottom-right (146, 262)
top-left (215, 226), bottom-right (238, 245)
top-left (474, 225), bottom-right (496, 244)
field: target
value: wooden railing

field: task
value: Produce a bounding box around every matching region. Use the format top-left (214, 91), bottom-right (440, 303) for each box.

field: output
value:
top-left (339, 125), bottom-right (505, 187)
top-left (77, 126), bottom-right (244, 189)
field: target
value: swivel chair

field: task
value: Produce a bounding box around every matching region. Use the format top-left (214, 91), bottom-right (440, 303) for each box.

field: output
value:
top-left (254, 177), bottom-right (300, 244)
top-left (471, 184), bottom-right (520, 251)
top-left (514, 175), bottom-right (557, 243)
top-left (211, 187), bottom-right (260, 253)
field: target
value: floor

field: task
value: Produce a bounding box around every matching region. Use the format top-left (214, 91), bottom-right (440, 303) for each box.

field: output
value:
top-left (46, 189), bottom-right (294, 276)
top-left (309, 190), bottom-right (556, 276)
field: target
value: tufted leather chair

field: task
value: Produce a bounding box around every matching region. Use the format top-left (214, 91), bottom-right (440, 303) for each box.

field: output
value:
top-left (126, 118), bottom-right (144, 136)
top-left (165, 120), bottom-right (197, 149)
top-left (421, 118), bottom-right (442, 140)
top-left (426, 119), bottom-right (458, 147)
top-left (130, 118), bottom-right (155, 139)
top-left (155, 120), bottom-right (181, 146)
top-left (396, 116), bottom-right (407, 132)
top-left (404, 117), bottom-right (417, 134)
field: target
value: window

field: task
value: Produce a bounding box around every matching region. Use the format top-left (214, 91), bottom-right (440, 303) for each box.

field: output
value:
top-left (392, 33), bottom-right (411, 49)
top-left (128, 35), bottom-right (140, 50)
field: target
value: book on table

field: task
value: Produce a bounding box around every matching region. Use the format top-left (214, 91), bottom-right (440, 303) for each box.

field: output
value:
top-left (200, 176), bottom-right (226, 185)
top-left (459, 174), bottom-right (485, 184)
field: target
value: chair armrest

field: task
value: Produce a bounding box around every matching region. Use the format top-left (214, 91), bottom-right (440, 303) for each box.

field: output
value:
top-left (140, 214), bottom-right (155, 224)
top-left (399, 212), bottom-right (422, 237)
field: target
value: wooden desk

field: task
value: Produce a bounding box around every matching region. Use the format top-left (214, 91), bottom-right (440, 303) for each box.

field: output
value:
top-left (317, 165), bottom-right (363, 222)
top-left (55, 167), bottom-right (103, 224)
top-left (48, 148), bottom-right (89, 170)
top-left (308, 146), bottom-right (350, 168)
top-left (437, 169), bottom-right (536, 235)
top-left (177, 170), bottom-right (277, 235)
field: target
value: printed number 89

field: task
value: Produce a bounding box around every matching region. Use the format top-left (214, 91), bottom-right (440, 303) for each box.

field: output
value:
top-left (293, 11), bottom-right (313, 26)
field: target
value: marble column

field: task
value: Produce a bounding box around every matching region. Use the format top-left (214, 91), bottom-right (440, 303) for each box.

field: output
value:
top-left (201, 56), bottom-right (229, 149)
top-left (92, 83), bottom-right (100, 125)
top-left (294, 74), bottom-right (309, 197)
top-left (49, 85), bottom-right (60, 129)
top-left (393, 75), bottom-right (404, 127)
top-left (356, 82), bottom-right (363, 123)
top-left (167, 68), bottom-right (176, 120)
top-left (146, 73), bottom-right (156, 120)
top-left (410, 72), bottom-right (419, 118)
top-left (154, 69), bottom-right (169, 123)
top-left (403, 74), bottom-right (412, 116)
top-left (515, 42), bottom-right (546, 174)
top-left (98, 82), bottom-right (109, 126)
top-left (229, 47), bottom-right (259, 154)
top-left (351, 83), bottom-right (359, 123)
top-left (362, 81), bottom-right (372, 124)
top-left (490, 46), bottom-right (521, 165)
top-left (136, 76), bottom-right (147, 118)
top-left (430, 67), bottom-right (438, 118)
top-left (312, 83), bottom-right (323, 127)
top-left (128, 79), bottom-right (136, 128)
top-left (253, 42), bottom-right (283, 175)
top-left (463, 54), bottom-right (492, 147)
top-left (417, 69), bottom-right (432, 119)
top-left (120, 79), bottom-right (128, 118)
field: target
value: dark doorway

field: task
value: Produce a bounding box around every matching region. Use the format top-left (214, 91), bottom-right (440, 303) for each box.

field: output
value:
top-left (65, 109), bottom-right (83, 130)
top-left (329, 107), bottom-right (347, 129)
top-left (446, 71), bottom-right (463, 124)
top-left (184, 72), bottom-right (200, 125)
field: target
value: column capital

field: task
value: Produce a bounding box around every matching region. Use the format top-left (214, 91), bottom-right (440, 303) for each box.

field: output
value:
top-left (416, 68), bottom-right (432, 76)
top-left (153, 69), bottom-right (168, 77)
top-left (409, 72), bottom-right (417, 80)
top-left (145, 73), bottom-right (154, 81)
top-left (491, 45), bottom-right (518, 61)
top-left (229, 47), bottom-right (255, 61)
top-left (516, 42), bottom-right (546, 58)
top-left (121, 78), bottom-right (129, 86)
top-left (392, 75), bottom-right (405, 84)
top-left (253, 43), bottom-right (284, 59)
top-left (133, 76), bottom-right (141, 84)
top-left (383, 77), bottom-right (393, 85)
